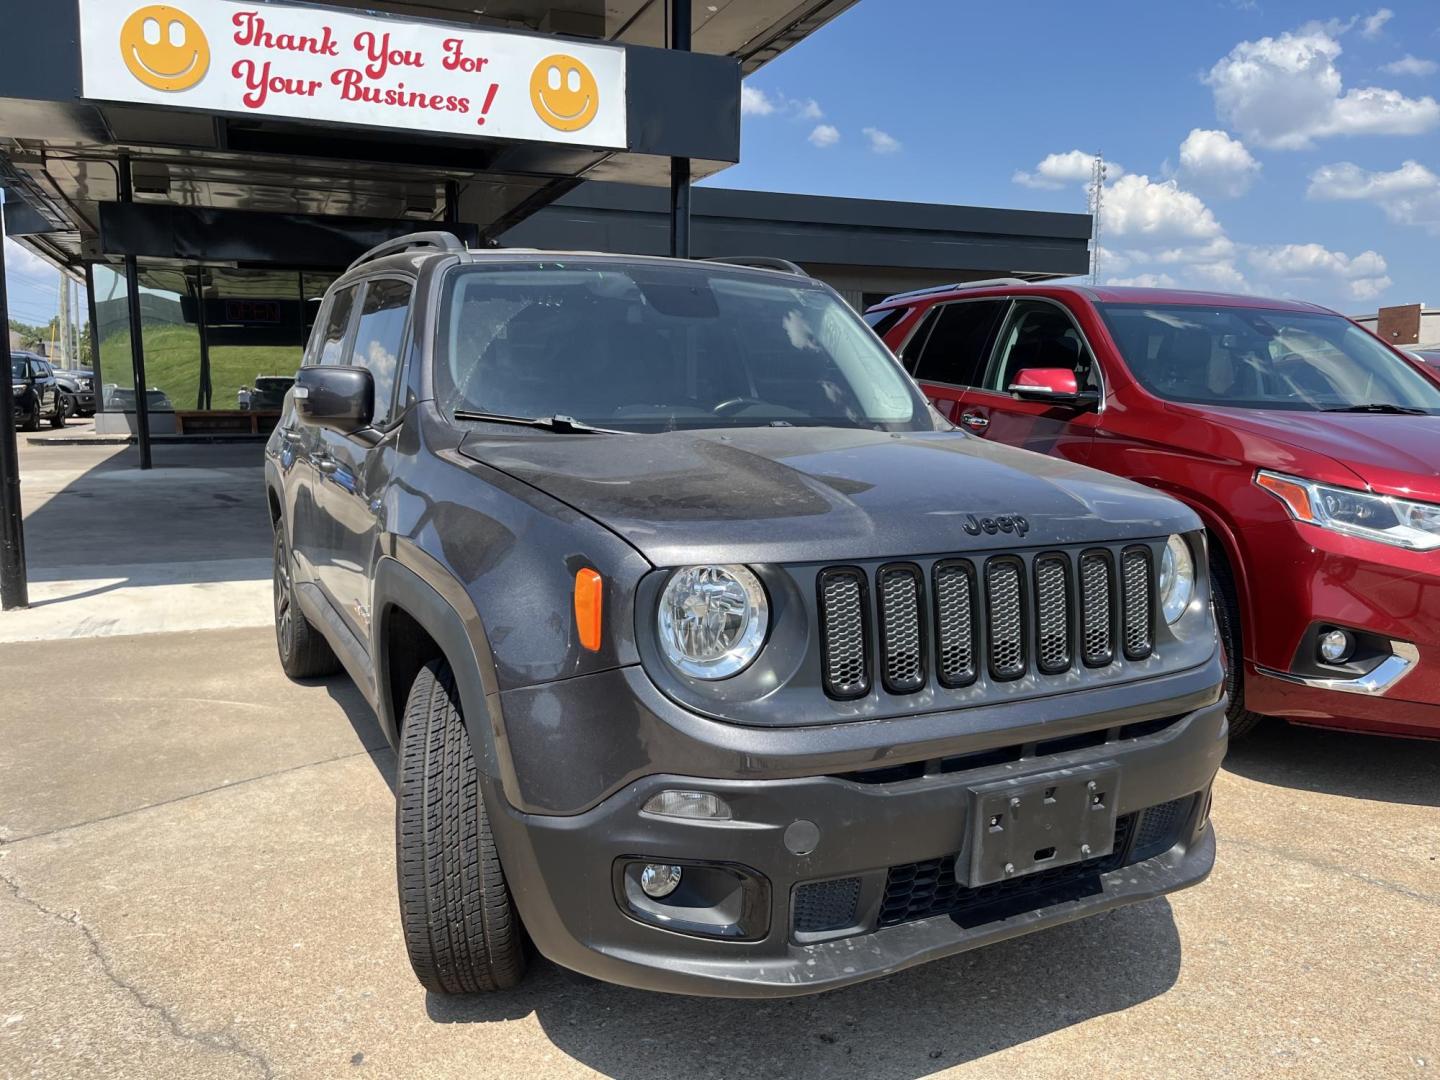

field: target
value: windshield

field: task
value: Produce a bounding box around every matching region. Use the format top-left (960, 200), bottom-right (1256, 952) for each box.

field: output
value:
top-left (1097, 304), bottom-right (1440, 413)
top-left (436, 261), bottom-right (929, 433)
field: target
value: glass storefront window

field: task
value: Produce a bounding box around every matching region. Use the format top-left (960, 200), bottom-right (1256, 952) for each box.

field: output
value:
top-left (92, 263), bottom-right (134, 411)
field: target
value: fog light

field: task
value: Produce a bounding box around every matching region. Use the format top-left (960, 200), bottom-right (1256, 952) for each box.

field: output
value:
top-left (639, 863), bottom-right (683, 898)
top-left (1319, 629), bottom-right (1354, 664)
top-left (642, 790), bottom-right (733, 821)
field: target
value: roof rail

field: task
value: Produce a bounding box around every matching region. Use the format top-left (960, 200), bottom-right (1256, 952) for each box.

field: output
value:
top-left (348, 231), bottom-right (466, 272)
top-left (701, 255), bottom-right (807, 276)
top-left (880, 276), bottom-right (1033, 305)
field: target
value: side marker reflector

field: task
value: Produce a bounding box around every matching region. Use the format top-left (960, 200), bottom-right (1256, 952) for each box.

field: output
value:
top-left (574, 568), bottom-right (603, 651)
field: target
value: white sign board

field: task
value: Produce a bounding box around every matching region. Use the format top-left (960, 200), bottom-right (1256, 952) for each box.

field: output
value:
top-left (78, 0), bottom-right (628, 149)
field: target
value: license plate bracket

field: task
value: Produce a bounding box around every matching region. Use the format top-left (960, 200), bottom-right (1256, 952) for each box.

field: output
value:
top-left (965, 764), bottom-right (1120, 887)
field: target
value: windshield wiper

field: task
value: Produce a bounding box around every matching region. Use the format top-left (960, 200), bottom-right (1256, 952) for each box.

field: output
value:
top-left (1320, 403), bottom-right (1429, 415)
top-left (452, 410), bottom-right (630, 434)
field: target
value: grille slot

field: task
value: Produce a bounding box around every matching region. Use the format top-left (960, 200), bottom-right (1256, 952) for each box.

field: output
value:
top-left (1131, 795), bottom-right (1193, 860)
top-left (933, 560), bottom-right (978, 688)
top-left (1034, 554), bottom-right (1072, 675)
top-left (818, 568), bottom-right (870, 699)
top-left (1121, 547), bottom-right (1154, 660)
top-left (1079, 550), bottom-right (1114, 667)
top-left (793, 877), bottom-right (862, 933)
top-left (985, 558), bottom-right (1026, 680)
top-left (877, 564), bottom-right (926, 694)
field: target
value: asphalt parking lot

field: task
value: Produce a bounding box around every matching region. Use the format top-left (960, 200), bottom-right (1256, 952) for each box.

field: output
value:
top-left (1, 442), bottom-right (1437, 1079)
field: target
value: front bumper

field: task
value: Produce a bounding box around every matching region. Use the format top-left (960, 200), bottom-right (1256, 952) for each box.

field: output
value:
top-left (488, 694), bottom-right (1225, 997)
top-left (1240, 520), bottom-right (1440, 737)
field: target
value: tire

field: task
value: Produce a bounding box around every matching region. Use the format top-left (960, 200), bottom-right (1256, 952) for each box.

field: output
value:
top-left (272, 527), bottom-right (341, 678)
top-left (20, 401), bottom-right (40, 432)
top-left (1210, 552), bottom-right (1264, 740)
top-left (50, 396), bottom-right (68, 428)
top-left (397, 660), bottom-right (527, 994)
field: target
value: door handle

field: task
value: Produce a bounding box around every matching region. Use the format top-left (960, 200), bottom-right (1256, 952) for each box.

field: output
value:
top-left (960, 412), bottom-right (990, 431)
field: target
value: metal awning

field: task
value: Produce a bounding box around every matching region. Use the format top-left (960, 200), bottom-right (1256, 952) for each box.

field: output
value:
top-left (0, 0), bottom-right (857, 274)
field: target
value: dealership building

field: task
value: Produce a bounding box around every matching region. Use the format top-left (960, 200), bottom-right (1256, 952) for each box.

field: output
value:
top-left (1, 0), bottom-right (1090, 448)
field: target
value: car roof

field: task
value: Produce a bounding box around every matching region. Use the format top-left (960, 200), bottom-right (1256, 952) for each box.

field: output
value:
top-left (868, 281), bottom-right (1338, 316)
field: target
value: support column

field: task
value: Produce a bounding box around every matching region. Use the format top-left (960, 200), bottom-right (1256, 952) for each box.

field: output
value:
top-left (445, 180), bottom-right (460, 228)
top-left (118, 155), bottom-right (152, 468)
top-left (0, 196), bottom-right (29, 608)
top-left (669, 0), bottom-right (692, 259)
top-left (84, 263), bottom-right (103, 392)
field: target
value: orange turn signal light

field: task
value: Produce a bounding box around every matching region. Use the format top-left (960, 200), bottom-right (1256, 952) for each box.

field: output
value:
top-left (1255, 471), bottom-right (1316, 523)
top-left (574, 568), bottom-right (603, 652)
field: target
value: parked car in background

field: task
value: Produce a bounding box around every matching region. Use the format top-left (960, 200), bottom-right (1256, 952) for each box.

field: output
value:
top-left (868, 281), bottom-right (1440, 741)
top-left (239, 375), bottom-right (294, 411)
top-left (102, 385), bottom-right (174, 412)
top-left (52, 366), bottom-right (97, 417)
top-left (10, 351), bottom-right (66, 430)
top-left (1408, 348), bottom-right (1440, 371)
top-left (265, 235), bottom-right (1225, 998)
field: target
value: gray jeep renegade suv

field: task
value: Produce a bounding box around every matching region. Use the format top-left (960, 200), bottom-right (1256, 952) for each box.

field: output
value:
top-left (265, 232), bottom-right (1226, 998)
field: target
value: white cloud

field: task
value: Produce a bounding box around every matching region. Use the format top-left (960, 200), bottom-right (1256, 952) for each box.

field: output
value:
top-left (740, 85), bottom-right (776, 117)
top-left (1013, 149), bottom-right (1125, 190)
top-left (808, 124), bottom-right (840, 148)
top-left (1102, 174), bottom-right (1225, 242)
top-left (862, 127), bottom-right (902, 154)
top-left (793, 99), bottom-right (824, 121)
top-left (1246, 243), bottom-right (1391, 299)
top-left (1177, 129), bottom-right (1261, 196)
top-left (1361, 8), bottom-right (1394, 39)
top-left (1307, 159), bottom-right (1440, 233)
top-left (1205, 25), bottom-right (1440, 149)
top-left (1382, 55), bottom-right (1439, 77)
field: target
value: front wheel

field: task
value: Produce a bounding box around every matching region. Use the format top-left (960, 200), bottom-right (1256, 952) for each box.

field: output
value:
top-left (50, 396), bottom-right (69, 428)
top-left (397, 660), bottom-right (527, 994)
top-left (20, 401), bottom-right (40, 432)
top-left (1210, 554), bottom-right (1263, 740)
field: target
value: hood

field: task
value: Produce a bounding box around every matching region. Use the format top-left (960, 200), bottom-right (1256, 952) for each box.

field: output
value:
top-left (1188, 406), bottom-right (1440, 497)
top-left (458, 427), bottom-right (1198, 566)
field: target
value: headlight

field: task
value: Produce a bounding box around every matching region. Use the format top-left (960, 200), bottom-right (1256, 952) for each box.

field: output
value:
top-left (1158, 534), bottom-right (1195, 625)
top-left (1256, 470), bottom-right (1440, 551)
top-left (657, 564), bottom-right (768, 679)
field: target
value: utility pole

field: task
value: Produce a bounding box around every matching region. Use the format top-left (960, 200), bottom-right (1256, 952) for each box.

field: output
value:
top-left (1088, 152), bottom-right (1107, 285)
top-left (57, 269), bottom-right (69, 366)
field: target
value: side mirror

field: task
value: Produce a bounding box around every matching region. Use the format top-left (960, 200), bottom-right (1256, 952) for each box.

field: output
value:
top-left (1008, 368), bottom-right (1100, 408)
top-left (294, 366), bottom-right (373, 433)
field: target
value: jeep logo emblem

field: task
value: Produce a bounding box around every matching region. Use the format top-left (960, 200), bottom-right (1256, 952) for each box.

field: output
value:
top-left (963, 513), bottom-right (1030, 538)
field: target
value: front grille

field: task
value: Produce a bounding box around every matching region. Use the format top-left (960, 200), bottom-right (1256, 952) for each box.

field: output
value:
top-left (878, 812), bottom-right (1138, 928)
top-left (818, 569), bottom-right (870, 699)
top-left (816, 540), bottom-right (1160, 699)
top-left (793, 877), bottom-right (861, 933)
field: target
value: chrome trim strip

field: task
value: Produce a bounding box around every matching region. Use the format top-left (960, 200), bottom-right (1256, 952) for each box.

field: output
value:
top-left (1256, 641), bottom-right (1419, 696)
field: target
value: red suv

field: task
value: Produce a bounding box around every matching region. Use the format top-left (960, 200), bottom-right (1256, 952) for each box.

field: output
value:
top-left (867, 281), bottom-right (1440, 740)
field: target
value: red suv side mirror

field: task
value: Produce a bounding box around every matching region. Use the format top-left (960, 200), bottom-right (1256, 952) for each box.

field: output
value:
top-left (1008, 368), bottom-right (1100, 408)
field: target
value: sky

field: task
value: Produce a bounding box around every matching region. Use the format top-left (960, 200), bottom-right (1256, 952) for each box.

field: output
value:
top-left (6, 0), bottom-right (1439, 324)
top-left (710, 0), bottom-right (1440, 314)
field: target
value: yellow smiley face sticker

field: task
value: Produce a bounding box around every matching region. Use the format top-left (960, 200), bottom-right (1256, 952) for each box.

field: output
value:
top-left (530, 54), bottom-right (599, 132)
top-left (119, 5), bottom-right (210, 92)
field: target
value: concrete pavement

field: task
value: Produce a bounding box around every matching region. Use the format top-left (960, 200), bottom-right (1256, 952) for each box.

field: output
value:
top-left (1, 624), bottom-right (1437, 1079)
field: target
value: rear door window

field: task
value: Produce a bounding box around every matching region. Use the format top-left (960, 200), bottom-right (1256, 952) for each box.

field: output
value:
top-left (912, 300), bottom-right (1007, 387)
